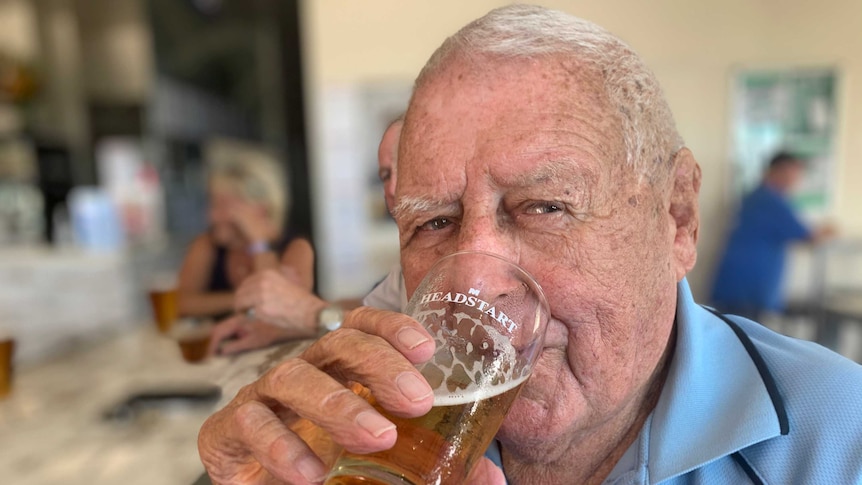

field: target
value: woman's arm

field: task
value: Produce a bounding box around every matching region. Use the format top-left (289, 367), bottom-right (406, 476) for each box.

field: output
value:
top-left (177, 234), bottom-right (235, 317)
top-left (249, 244), bottom-right (281, 272)
top-left (279, 237), bottom-right (315, 292)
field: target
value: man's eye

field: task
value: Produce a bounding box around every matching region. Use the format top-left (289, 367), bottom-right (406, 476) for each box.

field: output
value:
top-left (418, 217), bottom-right (452, 231)
top-left (525, 202), bottom-right (564, 215)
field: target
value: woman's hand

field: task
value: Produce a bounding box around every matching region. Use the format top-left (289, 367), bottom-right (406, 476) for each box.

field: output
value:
top-left (229, 200), bottom-right (274, 244)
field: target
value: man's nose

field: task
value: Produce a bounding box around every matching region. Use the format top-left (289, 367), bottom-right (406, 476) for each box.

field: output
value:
top-left (450, 214), bottom-right (526, 304)
top-left (455, 213), bottom-right (519, 262)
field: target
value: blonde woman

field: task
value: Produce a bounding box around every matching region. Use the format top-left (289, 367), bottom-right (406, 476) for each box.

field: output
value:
top-left (177, 145), bottom-right (313, 319)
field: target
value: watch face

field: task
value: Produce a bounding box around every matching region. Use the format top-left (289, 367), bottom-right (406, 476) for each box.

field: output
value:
top-left (319, 306), bottom-right (344, 332)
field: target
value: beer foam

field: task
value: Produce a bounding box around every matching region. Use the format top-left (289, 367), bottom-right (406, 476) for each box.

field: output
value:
top-left (415, 307), bottom-right (532, 407)
top-left (432, 373), bottom-right (528, 407)
top-left (148, 271), bottom-right (177, 291)
top-left (170, 319), bottom-right (212, 340)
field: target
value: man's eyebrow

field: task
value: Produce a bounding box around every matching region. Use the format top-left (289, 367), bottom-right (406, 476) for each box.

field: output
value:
top-left (392, 161), bottom-right (595, 219)
top-left (391, 196), bottom-right (458, 220)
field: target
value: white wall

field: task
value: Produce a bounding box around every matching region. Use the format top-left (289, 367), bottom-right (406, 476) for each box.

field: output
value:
top-left (300, 0), bottom-right (861, 299)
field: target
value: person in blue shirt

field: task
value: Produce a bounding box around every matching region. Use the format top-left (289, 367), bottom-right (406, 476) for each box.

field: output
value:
top-left (197, 6), bottom-right (862, 484)
top-left (711, 152), bottom-right (836, 320)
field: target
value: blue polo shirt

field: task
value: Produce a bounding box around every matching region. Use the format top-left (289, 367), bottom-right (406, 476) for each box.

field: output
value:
top-left (710, 184), bottom-right (811, 313)
top-left (488, 279), bottom-right (862, 483)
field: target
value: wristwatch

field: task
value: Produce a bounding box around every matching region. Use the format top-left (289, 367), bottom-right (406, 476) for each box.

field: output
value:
top-left (317, 304), bottom-right (344, 335)
top-left (247, 240), bottom-right (271, 255)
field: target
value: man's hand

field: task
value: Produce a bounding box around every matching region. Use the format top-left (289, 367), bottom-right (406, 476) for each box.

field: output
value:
top-left (466, 457), bottom-right (506, 484)
top-left (208, 316), bottom-right (298, 356)
top-left (813, 222), bottom-right (839, 244)
top-left (234, 269), bottom-right (323, 337)
top-left (198, 307), bottom-right (437, 484)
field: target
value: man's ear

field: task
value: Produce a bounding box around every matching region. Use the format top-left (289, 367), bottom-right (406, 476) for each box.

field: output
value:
top-left (668, 147), bottom-right (701, 281)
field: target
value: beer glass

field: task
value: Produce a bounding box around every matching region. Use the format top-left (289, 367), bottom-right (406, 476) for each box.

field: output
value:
top-left (326, 250), bottom-right (550, 485)
top-left (0, 336), bottom-right (15, 399)
top-left (148, 272), bottom-right (178, 333)
top-left (171, 319), bottom-right (213, 363)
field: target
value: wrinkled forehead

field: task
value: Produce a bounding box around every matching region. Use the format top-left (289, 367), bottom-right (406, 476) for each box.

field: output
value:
top-left (397, 57), bottom-right (626, 198)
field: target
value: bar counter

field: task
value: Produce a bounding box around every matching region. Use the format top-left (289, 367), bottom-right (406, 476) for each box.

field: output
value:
top-left (0, 323), bottom-right (311, 485)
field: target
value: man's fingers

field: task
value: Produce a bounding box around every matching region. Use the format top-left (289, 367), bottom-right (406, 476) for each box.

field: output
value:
top-left (289, 418), bottom-right (342, 467)
top-left (200, 306), bottom-right (441, 484)
top-left (219, 335), bottom-right (263, 356)
top-left (208, 316), bottom-right (243, 356)
top-left (340, 307), bottom-right (436, 364)
top-left (232, 400), bottom-right (328, 484)
top-left (232, 271), bottom-right (271, 311)
top-left (233, 281), bottom-right (259, 313)
top-left (465, 456), bottom-right (506, 484)
top-left (301, 327), bottom-right (434, 420)
top-left (254, 357), bottom-right (400, 454)
top-left (299, 307), bottom-right (437, 422)
top-left (233, 293), bottom-right (252, 314)
top-left (234, 269), bottom-right (291, 315)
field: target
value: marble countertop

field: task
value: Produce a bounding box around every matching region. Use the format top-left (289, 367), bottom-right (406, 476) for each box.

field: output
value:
top-left (0, 323), bottom-right (311, 485)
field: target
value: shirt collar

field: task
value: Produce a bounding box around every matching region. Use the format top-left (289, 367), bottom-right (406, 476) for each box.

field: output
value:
top-left (645, 279), bottom-right (786, 482)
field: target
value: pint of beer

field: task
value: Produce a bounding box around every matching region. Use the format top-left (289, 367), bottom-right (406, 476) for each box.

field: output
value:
top-left (171, 319), bottom-right (213, 363)
top-left (0, 337), bottom-right (15, 399)
top-left (148, 273), bottom-right (178, 333)
top-left (325, 251), bottom-right (549, 485)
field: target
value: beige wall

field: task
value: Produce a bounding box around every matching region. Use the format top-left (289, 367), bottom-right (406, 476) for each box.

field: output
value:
top-left (0, 0), bottom-right (152, 103)
top-left (77, 0), bottom-right (153, 103)
top-left (0, 0), bottom-right (38, 60)
top-left (300, 0), bottom-right (862, 298)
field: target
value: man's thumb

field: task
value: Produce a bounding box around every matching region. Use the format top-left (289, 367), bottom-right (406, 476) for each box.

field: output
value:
top-left (465, 456), bottom-right (506, 484)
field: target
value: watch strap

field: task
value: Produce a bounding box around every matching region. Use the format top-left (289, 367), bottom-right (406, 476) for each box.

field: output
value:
top-left (247, 240), bottom-right (270, 255)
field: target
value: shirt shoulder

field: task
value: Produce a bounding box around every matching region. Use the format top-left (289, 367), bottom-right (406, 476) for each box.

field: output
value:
top-left (362, 265), bottom-right (406, 311)
top-left (731, 317), bottom-right (862, 482)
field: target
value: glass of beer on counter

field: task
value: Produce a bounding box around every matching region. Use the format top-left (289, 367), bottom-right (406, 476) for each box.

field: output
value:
top-left (325, 250), bottom-right (550, 485)
top-left (170, 319), bottom-right (213, 364)
top-left (148, 272), bottom-right (178, 333)
top-left (0, 334), bottom-right (15, 399)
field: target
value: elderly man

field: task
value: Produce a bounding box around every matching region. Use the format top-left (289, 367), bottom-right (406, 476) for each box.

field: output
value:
top-left (198, 5), bottom-right (862, 484)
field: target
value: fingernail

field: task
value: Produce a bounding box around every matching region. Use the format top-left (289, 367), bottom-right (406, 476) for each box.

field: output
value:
top-left (296, 454), bottom-right (327, 482)
top-left (396, 372), bottom-right (433, 402)
top-left (355, 411), bottom-right (396, 438)
top-left (396, 327), bottom-right (430, 350)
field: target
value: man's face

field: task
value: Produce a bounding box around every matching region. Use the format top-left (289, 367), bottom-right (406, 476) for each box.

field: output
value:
top-left (208, 185), bottom-right (246, 247)
top-left (780, 162), bottom-right (805, 193)
top-left (395, 58), bottom-right (684, 459)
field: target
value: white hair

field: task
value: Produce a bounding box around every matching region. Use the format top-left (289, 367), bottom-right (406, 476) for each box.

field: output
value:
top-left (207, 140), bottom-right (289, 234)
top-left (414, 4), bottom-right (684, 185)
